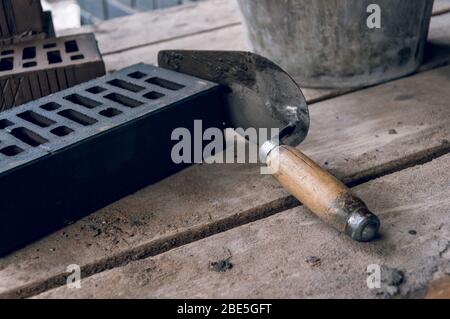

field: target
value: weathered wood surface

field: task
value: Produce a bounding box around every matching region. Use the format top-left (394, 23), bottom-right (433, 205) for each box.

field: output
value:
top-left (100, 23), bottom-right (350, 104)
top-left (433, 0), bottom-right (450, 15)
top-left (1, 62), bottom-right (450, 298)
top-left (421, 12), bottom-right (450, 72)
top-left (59, 0), bottom-right (347, 103)
top-left (36, 154), bottom-right (450, 299)
top-left (59, 0), bottom-right (450, 104)
top-left (97, 8), bottom-right (450, 71)
top-left (58, 0), bottom-right (450, 54)
top-left (100, 8), bottom-right (450, 103)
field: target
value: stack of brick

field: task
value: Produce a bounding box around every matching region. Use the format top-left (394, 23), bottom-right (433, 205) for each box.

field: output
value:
top-left (0, 0), bottom-right (105, 111)
top-left (0, 34), bottom-right (106, 111)
top-left (0, 0), bottom-right (54, 45)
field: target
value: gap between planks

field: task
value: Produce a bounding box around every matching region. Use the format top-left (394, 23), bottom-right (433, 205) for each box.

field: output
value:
top-left (35, 153), bottom-right (450, 299)
top-left (26, 150), bottom-right (450, 299)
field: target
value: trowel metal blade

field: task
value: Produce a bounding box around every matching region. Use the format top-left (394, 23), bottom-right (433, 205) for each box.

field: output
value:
top-left (158, 50), bottom-right (310, 146)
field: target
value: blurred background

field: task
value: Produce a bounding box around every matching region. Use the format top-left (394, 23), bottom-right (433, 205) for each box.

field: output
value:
top-left (42, 0), bottom-right (204, 31)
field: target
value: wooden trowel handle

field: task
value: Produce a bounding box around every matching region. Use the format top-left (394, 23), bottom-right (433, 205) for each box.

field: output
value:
top-left (265, 145), bottom-right (380, 242)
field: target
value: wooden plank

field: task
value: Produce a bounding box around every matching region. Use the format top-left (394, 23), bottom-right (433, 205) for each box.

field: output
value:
top-left (101, 9), bottom-right (450, 70)
top-left (433, 0), bottom-right (450, 15)
top-left (58, 0), bottom-right (448, 56)
top-left (35, 153), bottom-right (450, 299)
top-left (59, 1), bottom-right (450, 104)
top-left (102, 11), bottom-right (450, 103)
top-left (57, 0), bottom-right (243, 55)
top-left (102, 24), bottom-right (247, 72)
top-left (1, 62), bottom-right (450, 298)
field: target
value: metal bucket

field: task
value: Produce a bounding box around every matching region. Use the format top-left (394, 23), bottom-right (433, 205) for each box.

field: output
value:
top-left (238, 0), bottom-right (434, 88)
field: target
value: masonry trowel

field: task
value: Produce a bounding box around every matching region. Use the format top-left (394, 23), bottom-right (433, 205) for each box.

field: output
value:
top-left (159, 50), bottom-right (381, 242)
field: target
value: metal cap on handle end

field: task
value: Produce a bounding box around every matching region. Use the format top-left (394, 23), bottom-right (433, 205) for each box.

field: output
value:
top-left (345, 208), bottom-right (380, 242)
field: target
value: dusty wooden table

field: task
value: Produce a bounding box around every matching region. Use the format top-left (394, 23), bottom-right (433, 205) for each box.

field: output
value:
top-left (1, 0), bottom-right (450, 299)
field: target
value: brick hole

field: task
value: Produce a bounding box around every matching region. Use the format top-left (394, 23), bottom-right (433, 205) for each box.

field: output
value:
top-left (70, 54), bottom-right (84, 61)
top-left (17, 111), bottom-right (56, 128)
top-left (58, 109), bottom-right (98, 126)
top-left (103, 93), bottom-right (143, 108)
top-left (47, 50), bottom-right (62, 64)
top-left (0, 119), bottom-right (14, 129)
top-left (0, 145), bottom-right (24, 156)
top-left (10, 127), bottom-right (48, 147)
top-left (99, 108), bottom-right (123, 118)
top-left (108, 79), bottom-right (144, 93)
top-left (43, 43), bottom-right (57, 49)
top-left (145, 77), bottom-right (185, 91)
top-left (0, 57), bottom-right (14, 71)
top-left (40, 102), bottom-right (61, 111)
top-left (143, 91), bottom-right (165, 100)
top-left (64, 94), bottom-right (102, 109)
top-left (23, 61), bottom-right (37, 68)
top-left (22, 47), bottom-right (36, 60)
top-left (65, 40), bottom-right (79, 53)
top-left (51, 126), bottom-right (74, 137)
top-left (1, 49), bottom-right (14, 56)
top-left (86, 86), bottom-right (107, 94)
top-left (128, 71), bottom-right (146, 79)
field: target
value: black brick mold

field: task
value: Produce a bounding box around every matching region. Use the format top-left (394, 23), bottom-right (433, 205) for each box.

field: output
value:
top-left (0, 63), bottom-right (223, 255)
